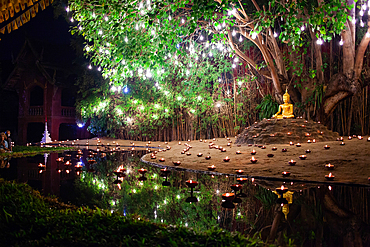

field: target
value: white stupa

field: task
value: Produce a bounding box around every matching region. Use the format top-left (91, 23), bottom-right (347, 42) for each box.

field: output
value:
top-left (41, 121), bottom-right (52, 144)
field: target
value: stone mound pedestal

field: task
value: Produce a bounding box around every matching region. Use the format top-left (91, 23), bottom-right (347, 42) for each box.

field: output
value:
top-left (235, 118), bottom-right (339, 145)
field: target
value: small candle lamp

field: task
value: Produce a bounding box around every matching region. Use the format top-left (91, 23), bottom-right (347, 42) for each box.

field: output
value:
top-left (325, 164), bottom-right (334, 170)
top-left (282, 148), bottom-right (287, 152)
top-left (290, 141), bottom-right (294, 146)
top-left (272, 147), bottom-right (277, 151)
top-left (166, 146), bottom-right (171, 150)
top-left (181, 151), bottom-right (185, 154)
top-left (223, 156), bottom-right (230, 162)
top-left (208, 165), bottom-right (216, 171)
top-left (178, 142), bottom-right (182, 145)
top-left (231, 184), bottom-right (243, 192)
top-left (138, 168), bottom-right (147, 175)
top-left (287, 132), bottom-right (292, 136)
top-left (159, 158), bottom-right (165, 162)
top-left (205, 156), bottom-right (211, 160)
top-left (200, 139), bottom-right (203, 142)
top-left (197, 153), bottom-right (203, 157)
top-left (151, 155), bottom-right (157, 159)
top-left (173, 161), bottom-right (181, 166)
top-left (296, 143), bottom-right (301, 147)
top-left (88, 159), bottom-right (96, 165)
top-left (325, 173), bottom-right (335, 181)
top-left (250, 156), bottom-right (257, 163)
top-left (307, 140), bottom-right (312, 143)
top-left (267, 154), bottom-right (274, 157)
top-left (186, 152), bottom-right (191, 156)
top-left (261, 146), bottom-right (266, 149)
top-left (299, 155), bottom-right (307, 160)
top-left (282, 171), bottom-right (291, 177)
top-left (340, 142), bottom-right (345, 146)
top-left (236, 150), bottom-right (241, 154)
top-left (358, 136), bottom-right (363, 140)
top-left (301, 125), bottom-right (306, 128)
top-left (248, 144), bottom-right (253, 146)
top-left (305, 133), bottom-right (311, 137)
top-left (235, 169), bottom-right (244, 175)
top-left (367, 137), bottom-right (370, 141)
top-left (288, 160), bottom-right (296, 166)
top-left (237, 144), bottom-right (241, 147)
top-left (348, 136), bottom-right (352, 140)
top-left (221, 148), bottom-right (226, 152)
top-left (227, 143), bottom-right (231, 146)
top-left (305, 149), bottom-right (311, 153)
top-left (251, 150), bottom-right (256, 155)
top-left (324, 145), bottom-right (330, 149)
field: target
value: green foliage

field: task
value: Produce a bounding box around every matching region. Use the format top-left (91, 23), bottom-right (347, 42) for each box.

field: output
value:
top-left (0, 178), bottom-right (272, 246)
top-left (0, 146), bottom-right (74, 157)
top-left (254, 186), bottom-right (278, 210)
top-left (306, 83), bottom-right (325, 108)
top-left (255, 94), bottom-right (279, 120)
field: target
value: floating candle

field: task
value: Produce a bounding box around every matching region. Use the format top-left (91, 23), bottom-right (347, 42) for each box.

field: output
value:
top-left (250, 156), bottom-right (257, 163)
top-left (178, 142), bottom-right (182, 145)
top-left (138, 168), bottom-right (147, 175)
top-left (358, 136), bottom-right (363, 140)
top-left (312, 139), bottom-right (316, 143)
top-left (221, 148), bottom-right (226, 152)
top-left (288, 160), bottom-right (296, 166)
top-left (307, 140), bottom-right (312, 143)
top-left (368, 137), bottom-right (370, 141)
top-left (348, 136), bottom-right (352, 140)
top-left (227, 143), bottom-right (231, 146)
top-left (305, 133), bottom-right (311, 137)
top-left (231, 184), bottom-right (243, 191)
top-left (186, 180), bottom-right (199, 188)
top-left (325, 164), bottom-right (334, 170)
top-left (261, 146), bottom-right (266, 149)
top-left (222, 193), bottom-right (235, 201)
top-left (181, 151), bottom-right (185, 154)
top-left (282, 171), bottom-right (291, 177)
top-left (287, 132), bottom-right (292, 136)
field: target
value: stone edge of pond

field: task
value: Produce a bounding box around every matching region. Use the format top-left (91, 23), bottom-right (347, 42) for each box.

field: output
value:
top-left (140, 154), bottom-right (370, 188)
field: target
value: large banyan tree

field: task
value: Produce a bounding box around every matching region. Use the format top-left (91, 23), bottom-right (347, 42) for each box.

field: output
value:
top-left (67, 0), bottom-right (370, 137)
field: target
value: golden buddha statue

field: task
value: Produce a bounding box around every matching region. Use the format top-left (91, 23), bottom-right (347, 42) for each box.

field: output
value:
top-left (273, 90), bottom-right (294, 119)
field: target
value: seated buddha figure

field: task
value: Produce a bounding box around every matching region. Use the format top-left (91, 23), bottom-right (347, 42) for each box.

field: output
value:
top-left (273, 90), bottom-right (294, 119)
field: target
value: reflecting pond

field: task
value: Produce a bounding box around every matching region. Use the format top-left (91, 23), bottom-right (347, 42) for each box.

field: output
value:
top-left (1, 150), bottom-right (370, 246)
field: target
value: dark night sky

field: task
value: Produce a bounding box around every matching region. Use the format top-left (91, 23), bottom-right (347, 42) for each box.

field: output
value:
top-left (0, 6), bottom-right (72, 81)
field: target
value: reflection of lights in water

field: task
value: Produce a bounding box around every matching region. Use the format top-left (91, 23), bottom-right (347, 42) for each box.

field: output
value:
top-left (217, 216), bottom-right (220, 220)
top-left (133, 189), bottom-right (136, 193)
top-left (164, 200), bottom-right (167, 204)
top-left (197, 198), bottom-right (200, 202)
top-left (161, 219), bottom-right (163, 223)
top-left (238, 212), bottom-right (241, 216)
top-left (328, 186), bottom-right (332, 191)
top-left (138, 218), bottom-right (140, 220)
top-left (185, 223), bottom-right (188, 227)
top-left (111, 210), bottom-right (114, 213)
top-left (176, 195), bottom-right (180, 199)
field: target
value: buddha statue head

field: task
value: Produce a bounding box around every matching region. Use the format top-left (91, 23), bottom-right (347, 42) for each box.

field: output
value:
top-left (283, 89), bottom-right (290, 104)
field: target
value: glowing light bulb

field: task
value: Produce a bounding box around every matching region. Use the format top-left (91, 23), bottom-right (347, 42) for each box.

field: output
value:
top-left (105, 16), bottom-right (108, 21)
top-left (232, 30), bottom-right (236, 36)
top-left (66, 6), bottom-right (70, 12)
top-left (200, 35), bottom-right (203, 40)
top-left (316, 39), bottom-right (323, 45)
top-left (70, 17), bottom-right (74, 22)
top-left (251, 32), bottom-right (257, 39)
top-left (98, 30), bottom-right (103, 35)
top-left (300, 25), bottom-right (305, 31)
top-left (232, 64), bottom-right (236, 68)
top-left (274, 32), bottom-right (278, 37)
top-left (124, 37), bottom-right (128, 42)
top-left (239, 36), bottom-right (243, 42)
top-left (97, 67), bottom-right (102, 71)
top-left (88, 64), bottom-right (92, 69)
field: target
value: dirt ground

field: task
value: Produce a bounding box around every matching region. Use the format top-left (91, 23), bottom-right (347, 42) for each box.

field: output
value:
top-left (60, 136), bottom-right (370, 186)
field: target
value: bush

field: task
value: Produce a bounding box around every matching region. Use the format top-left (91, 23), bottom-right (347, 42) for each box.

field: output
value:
top-left (0, 179), bottom-right (273, 246)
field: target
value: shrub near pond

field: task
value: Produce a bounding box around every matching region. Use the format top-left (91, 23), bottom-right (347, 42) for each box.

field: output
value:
top-left (0, 179), bottom-right (272, 247)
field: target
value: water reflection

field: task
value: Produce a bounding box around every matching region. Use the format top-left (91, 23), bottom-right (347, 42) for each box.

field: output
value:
top-left (1, 149), bottom-right (369, 246)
